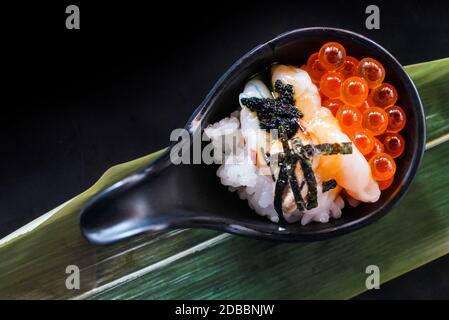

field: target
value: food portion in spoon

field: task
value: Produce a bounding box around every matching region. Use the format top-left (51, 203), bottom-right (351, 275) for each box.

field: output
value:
top-left (205, 42), bottom-right (406, 226)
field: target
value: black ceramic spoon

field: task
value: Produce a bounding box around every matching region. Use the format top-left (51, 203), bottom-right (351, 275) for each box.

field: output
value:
top-left (80, 27), bottom-right (425, 245)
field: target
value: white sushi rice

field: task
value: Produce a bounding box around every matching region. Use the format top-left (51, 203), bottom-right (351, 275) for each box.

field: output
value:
top-left (205, 112), bottom-right (280, 223)
top-left (204, 79), bottom-right (345, 225)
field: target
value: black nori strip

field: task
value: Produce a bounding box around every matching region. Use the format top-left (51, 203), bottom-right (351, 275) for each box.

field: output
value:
top-left (274, 160), bottom-right (289, 226)
top-left (300, 142), bottom-right (353, 157)
top-left (284, 131), bottom-right (318, 210)
top-left (261, 148), bottom-right (276, 182)
top-left (279, 126), bottom-right (306, 212)
top-left (297, 154), bottom-right (318, 210)
top-left (288, 162), bottom-right (306, 212)
top-left (322, 179), bottom-right (337, 193)
top-left (312, 142), bottom-right (353, 156)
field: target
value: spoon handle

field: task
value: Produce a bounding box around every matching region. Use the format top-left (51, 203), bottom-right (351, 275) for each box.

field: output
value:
top-left (80, 154), bottom-right (190, 244)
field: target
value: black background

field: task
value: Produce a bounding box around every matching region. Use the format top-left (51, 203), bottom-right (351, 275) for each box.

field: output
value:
top-left (2, 0), bottom-right (449, 299)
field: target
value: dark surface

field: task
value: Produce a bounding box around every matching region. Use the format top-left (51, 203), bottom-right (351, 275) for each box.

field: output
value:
top-left (357, 254), bottom-right (449, 300)
top-left (2, 0), bottom-right (449, 299)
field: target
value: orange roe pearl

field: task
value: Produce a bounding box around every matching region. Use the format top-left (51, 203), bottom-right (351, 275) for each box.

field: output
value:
top-left (357, 57), bottom-right (385, 89)
top-left (365, 137), bottom-right (384, 161)
top-left (318, 42), bottom-right (346, 70)
top-left (369, 83), bottom-right (398, 108)
top-left (340, 76), bottom-right (369, 106)
top-left (382, 132), bottom-right (405, 158)
top-left (339, 56), bottom-right (359, 79)
top-left (349, 128), bottom-right (375, 155)
top-left (319, 89), bottom-right (326, 101)
top-left (320, 71), bottom-right (345, 98)
top-left (362, 107), bottom-right (389, 136)
top-left (366, 95), bottom-right (376, 108)
top-left (378, 177), bottom-right (394, 190)
top-left (336, 105), bottom-right (362, 133)
top-left (385, 105), bottom-right (407, 133)
top-left (307, 52), bottom-right (326, 84)
top-left (369, 153), bottom-right (396, 181)
top-left (322, 99), bottom-right (344, 116)
top-left (357, 100), bottom-right (370, 114)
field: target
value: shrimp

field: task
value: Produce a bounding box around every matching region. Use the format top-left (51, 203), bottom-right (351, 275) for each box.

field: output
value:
top-left (271, 64), bottom-right (380, 204)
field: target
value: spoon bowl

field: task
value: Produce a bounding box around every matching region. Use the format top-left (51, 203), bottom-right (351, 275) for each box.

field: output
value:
top-left (80, 27), bottom-right (425, 245)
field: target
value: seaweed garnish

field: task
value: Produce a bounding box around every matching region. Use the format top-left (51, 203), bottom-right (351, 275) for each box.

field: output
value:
top-left (240, 80), bottom-right (303, 139)
top-left (270, 125), bottom-right (352, 223)
top-left (241, 79), bottom-right (353, 225)
top-left (322, 179), bottom-right (337, 193)
top-left (283, 130), bottom-right (319, 210)
top-left (273, 154), bottom-right (289, 226)
top-left (261, 147), bottom-right (275, 182)
top-left (279, 126), bottom-right (306, 213)
top-left (302, 142), bottom-right (353, 157)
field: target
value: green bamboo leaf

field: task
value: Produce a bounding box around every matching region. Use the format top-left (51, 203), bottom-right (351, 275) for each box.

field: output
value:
top-left (406, 58), bottom-right (449, 142)
top-left (0, 58), bottom-right (448, 299)
top-left (95, 141), bottom-right (449, 300)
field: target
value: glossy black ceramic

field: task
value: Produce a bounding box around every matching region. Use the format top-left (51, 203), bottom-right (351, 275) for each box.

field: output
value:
top-left (80, 27), bottom-right (426, 245)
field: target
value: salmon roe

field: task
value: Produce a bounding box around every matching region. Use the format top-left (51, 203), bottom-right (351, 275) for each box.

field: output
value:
top-left (313, 42), bottom-right (407, 194)
top-left (349, 128), bottom-right (375, 155)
top-left (318, 42), bottom-right (346, 70)
top-left (322, 98), bottom-right (344, 116)
top-left (320, 71), bottom-right (345, 98)
top-left (365, 137), bottom-right (384, 161)
top-left (362, 107), bottom-right (388, 136)
top-left (369, 153), bottom-right (396, 181)
top-left (382, 132), bottom-right (405, 158)
top-left (378, 177), bottom-right (394, 190)
top-left (336, 105), bottom-right (362, 133)
top-left (369, 83), bottom-right (398, 108)
top-left (340, 76), bottom-right (369, 106)
top-left (339, 56), bottom-right (359, 79)
top-left (357, 57), bottom-right (385, 89)
top-left (307, 52), bottom-right (326, 83)
top-left (357, 100), bottom-right (370, 114)
top-left (385, 105), bottom-right (407, 133)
